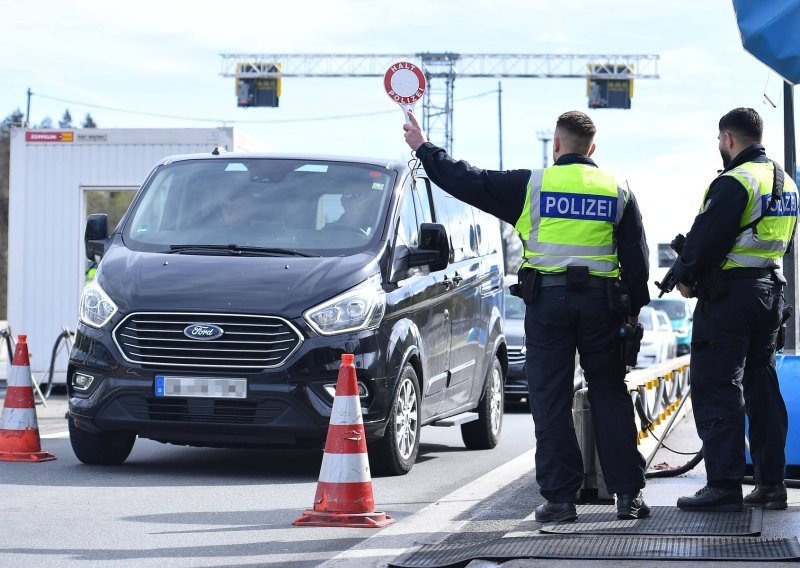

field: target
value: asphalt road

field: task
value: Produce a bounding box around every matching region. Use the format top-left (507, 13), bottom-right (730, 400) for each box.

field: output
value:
top-left (0, 394), bottom-right (537, 567)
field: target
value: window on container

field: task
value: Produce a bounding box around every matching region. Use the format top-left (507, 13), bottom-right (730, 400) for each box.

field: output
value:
top-left (83, 186), bottom-right (137, 283)
top-left (84, 187), bottom-right (137, 232)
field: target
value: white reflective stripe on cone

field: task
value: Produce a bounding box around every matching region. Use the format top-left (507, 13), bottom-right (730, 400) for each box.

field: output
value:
top-left (1, 407), bottom-right (38, 430)
top-left (318, 452), bottom-right (372, 483)
top-left (8, 364), bottom-right (33, 387)
top-left (329, 395), bottom-right (363, 426)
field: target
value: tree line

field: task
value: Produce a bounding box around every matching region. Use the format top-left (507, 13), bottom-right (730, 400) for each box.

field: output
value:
top-left (0, 108), bottom-right (98, 319)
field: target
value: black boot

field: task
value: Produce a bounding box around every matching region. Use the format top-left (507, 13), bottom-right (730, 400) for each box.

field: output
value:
top-left (677, 485), bottom-right (743, 512)
top-left (616, 491), bottom-right (651, 519)
top-left (534, 501), bottom-right (577, 522)
top-left (744, 483), bottom-right (788, 510)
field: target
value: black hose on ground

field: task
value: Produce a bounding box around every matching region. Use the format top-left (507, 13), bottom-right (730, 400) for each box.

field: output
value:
top-left (36, 329), bottom-right (73, 402)
top-left (645, 450), bottom-right (704, 479)
top-left (1, 328), bottom-right (13, 362)
top-left (743, 476), bottom-right (800, 488)
top-left (644, 446), bottom-right (800, 488)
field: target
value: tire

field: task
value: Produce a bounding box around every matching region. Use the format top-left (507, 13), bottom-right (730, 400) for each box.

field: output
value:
top-left (461, 356), bottom-right (503, 450)
top-left (69, 416), bottom-right (136, 465)
top-left (369, 364), bottom-right (421, 476)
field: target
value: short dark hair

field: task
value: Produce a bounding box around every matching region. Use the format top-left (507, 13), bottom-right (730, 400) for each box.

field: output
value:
top-left (719, 107), bottom-right (762, 144)
top-left (556, 111), bottom-right (596, 154)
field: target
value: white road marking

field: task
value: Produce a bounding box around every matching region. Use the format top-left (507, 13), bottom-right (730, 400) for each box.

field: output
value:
top-left (317, 448), bottom-right (535, 568)
top-left (40, 430), bottom-right (69, 439)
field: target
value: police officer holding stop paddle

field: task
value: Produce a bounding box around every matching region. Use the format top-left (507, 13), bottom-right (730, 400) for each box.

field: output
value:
top-left (403, 110), bottom-right (651, 522)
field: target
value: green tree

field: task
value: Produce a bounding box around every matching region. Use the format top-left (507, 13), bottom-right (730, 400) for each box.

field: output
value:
top-left (0, 110), bottom-right (21, 319)
top-left (82, 113), bottom-right (97, 128)
top-left (1, 109), bottom-right (23, 130)
top-left (59, 109), bottom-right (73, 128)
top-left (37, 117), bottom-right (53, 129)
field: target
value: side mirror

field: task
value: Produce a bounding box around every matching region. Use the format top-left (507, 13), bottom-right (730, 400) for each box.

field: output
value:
top-left (409, 223), bottom-right (449, 272)
top-left (85, 214), bottom-right (109, 262)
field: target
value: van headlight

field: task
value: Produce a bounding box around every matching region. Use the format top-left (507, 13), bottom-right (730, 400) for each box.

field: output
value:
top-left (79, 280), bottom-right (118, 328)
top-left (304, 275), bottom-right (385, 336)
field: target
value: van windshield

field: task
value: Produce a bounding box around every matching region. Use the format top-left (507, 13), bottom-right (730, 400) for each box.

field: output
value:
top-left (123, 158), bottom-right (395, 255)
top-left (648, 299), bottom-right (687, 320)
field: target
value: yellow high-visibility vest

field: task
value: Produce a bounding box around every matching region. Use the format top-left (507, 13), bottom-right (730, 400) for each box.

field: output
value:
top-left (516, 163), bottom-right (628, 277)
top-left (701, 161), bottom-right (799, 269)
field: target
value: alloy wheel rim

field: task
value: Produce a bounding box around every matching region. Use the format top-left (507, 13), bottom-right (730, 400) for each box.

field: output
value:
top-left (394, 377), bottom-right (418, 460)
top-left (489, 366), bottom-right (502, 434)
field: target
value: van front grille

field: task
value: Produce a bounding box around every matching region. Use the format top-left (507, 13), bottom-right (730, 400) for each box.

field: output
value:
top-left (112, 312), bottom-right (303, 370)
top-left (116, 395), bottom-right (287, 425)
top-left (508, 345), bottom-right (526, 365)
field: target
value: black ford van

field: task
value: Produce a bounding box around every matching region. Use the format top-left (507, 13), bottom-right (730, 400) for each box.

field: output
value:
top-left (69, 151), bottom-right (507, 475)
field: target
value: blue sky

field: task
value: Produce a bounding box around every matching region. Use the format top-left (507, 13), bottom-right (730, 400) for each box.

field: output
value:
top-left (2, 0), bottom-right (798, 248)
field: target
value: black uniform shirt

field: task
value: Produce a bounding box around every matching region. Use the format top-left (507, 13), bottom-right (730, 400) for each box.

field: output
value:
top-left (414, 142), bottom-right (651, 314)
top-left (673, 144), bottom-right (768, 285)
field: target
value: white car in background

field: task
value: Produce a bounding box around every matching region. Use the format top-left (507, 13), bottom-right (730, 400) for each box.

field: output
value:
top-left (636, 306), bottom-right (677, 368)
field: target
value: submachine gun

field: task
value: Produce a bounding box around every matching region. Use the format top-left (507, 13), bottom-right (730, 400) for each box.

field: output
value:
top-left (654, 233), bottom-right (686, 298)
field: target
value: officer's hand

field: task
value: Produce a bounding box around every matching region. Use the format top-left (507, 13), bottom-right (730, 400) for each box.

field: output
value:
top-left (403, 111), bottom-right (428, 151)
top-left (625, 315), bottom-right (638, 325)
top-left (677, 282), bottom-right (693, 298)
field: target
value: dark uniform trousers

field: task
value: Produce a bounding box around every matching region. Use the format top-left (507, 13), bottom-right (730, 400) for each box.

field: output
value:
top-left (691, 277), bottom-right (788, 485)
top-left (525, 285), bottom-right (646, 503)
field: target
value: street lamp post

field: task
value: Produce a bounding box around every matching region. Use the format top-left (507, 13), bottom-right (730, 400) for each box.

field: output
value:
top-left (536, 130), bottom-right (553, 169)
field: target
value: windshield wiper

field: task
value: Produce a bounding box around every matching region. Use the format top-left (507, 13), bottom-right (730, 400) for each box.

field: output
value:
top-left (167, 244), bottom-right (317, 257)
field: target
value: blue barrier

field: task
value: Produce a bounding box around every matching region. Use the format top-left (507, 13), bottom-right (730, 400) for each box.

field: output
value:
top-left (746, 354), bottom-right (800, 475)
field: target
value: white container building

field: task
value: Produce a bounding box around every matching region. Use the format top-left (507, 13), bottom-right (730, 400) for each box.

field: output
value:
top-left (7, 127), bottom-right (254, 383)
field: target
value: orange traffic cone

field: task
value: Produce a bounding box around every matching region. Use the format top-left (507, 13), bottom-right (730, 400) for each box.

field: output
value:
top-left (294, 354), bottom-right (394, 528)
top-left (0, 335), bottom-right (56, 462)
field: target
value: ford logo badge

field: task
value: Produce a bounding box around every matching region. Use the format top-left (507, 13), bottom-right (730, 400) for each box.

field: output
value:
top-left (183, 324), bottom-right (224, 341)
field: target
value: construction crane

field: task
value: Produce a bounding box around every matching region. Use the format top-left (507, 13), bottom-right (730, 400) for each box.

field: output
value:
top-left (220, 53), bottom-right (659, 154)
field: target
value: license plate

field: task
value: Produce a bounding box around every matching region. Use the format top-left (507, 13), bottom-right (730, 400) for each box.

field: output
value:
top-left (154, 376), bottom-right (247, 399)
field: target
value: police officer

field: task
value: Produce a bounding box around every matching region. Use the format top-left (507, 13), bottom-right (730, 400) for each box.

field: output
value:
top-left (85, 261), bottom-right (97, 286)
top-left (673, 108), bottom-right (798, 511)
top-left (403, 110), bottom-right (651, 521)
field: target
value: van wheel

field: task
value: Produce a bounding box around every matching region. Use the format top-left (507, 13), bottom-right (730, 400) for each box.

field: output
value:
top-left (462, 356), bottom-right (503, 449)
top-left (369, 364), bottom-right (420, 476)
top-left (69, 416), bottom-right (136, 465)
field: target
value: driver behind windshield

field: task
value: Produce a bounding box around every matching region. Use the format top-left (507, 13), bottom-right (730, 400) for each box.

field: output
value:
top-left (325, 185), bottom-right (384, 237)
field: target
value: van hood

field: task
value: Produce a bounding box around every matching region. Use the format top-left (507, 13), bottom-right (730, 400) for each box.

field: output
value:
top-left (96, 246), bottom-right (382, 317)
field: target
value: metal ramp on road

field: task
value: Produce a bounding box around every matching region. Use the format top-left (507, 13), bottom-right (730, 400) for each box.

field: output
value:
top-left (390, 505), bottom-right (799, 567)
top-left (389, 534), bottom-right (800, 567)
top-left (527, 505), bottom-right (762, 537)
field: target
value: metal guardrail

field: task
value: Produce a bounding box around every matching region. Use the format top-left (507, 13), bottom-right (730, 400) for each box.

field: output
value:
top-left (625, 355), bottom-right (692, 469)
top-left (574, 355), bottom-right (693, 501)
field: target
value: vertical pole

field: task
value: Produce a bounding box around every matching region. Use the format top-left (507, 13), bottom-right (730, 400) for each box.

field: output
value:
top-left (537, 131), bottom-right (552, 169)
top-left (542, 136), bottom-right (548, 169)
top-left (498, 81), bottom-right (504, 170)
top-left (445, 73), bottom-right (454, 155)
top-left (783, 81), bottom-right (798, 352)
top-left (25, 88), bottom-right (32, 128)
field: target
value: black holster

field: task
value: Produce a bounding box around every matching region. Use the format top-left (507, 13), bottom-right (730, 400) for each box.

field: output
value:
top-left (619, 322), bottom-right (644, 367)
top-left (511, 268), bottom-right (542, 304)
top-left (566, 266), bottom-right (589, 290)
top-left (606, 279), bottom-right (632, 319)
